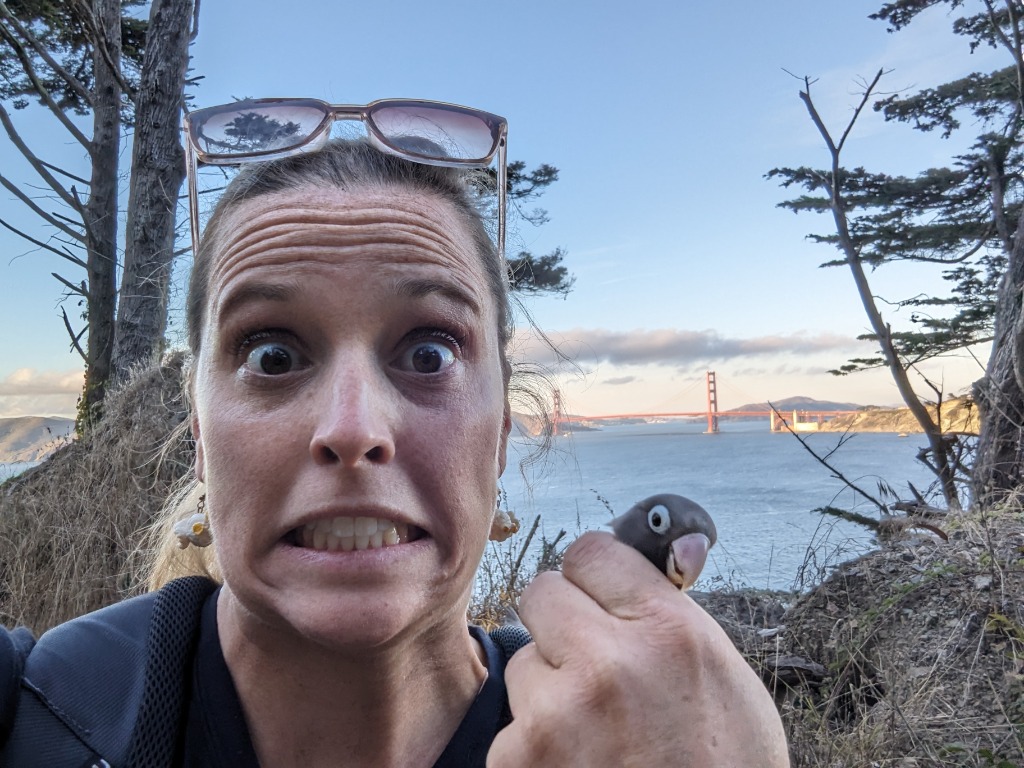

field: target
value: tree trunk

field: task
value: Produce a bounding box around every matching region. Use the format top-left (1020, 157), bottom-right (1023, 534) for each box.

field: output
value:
top-left (972, 203), bottom-right (1024, 504)
top-left (112, 0), bottom-right (194, 380)
top-left (80, 0), bottom-right (122, 424)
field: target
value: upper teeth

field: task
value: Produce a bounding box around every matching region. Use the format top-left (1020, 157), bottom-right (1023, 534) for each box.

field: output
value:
top-left (298, 516), bottom-right (407, 551)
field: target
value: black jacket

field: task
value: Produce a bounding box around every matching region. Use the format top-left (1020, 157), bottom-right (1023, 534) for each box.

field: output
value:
top-left (0, 578), bottom-right (531, 768)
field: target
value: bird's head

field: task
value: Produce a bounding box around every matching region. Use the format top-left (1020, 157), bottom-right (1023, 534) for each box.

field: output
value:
top-left (609, 493), bottom-right (717, 589)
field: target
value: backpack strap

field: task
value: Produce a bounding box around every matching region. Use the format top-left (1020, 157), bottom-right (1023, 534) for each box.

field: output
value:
top-left (125, 576), bottom-right (217, 765)
top-left (0, 626), bottom-right (35, 744)
top-left (487, 618), bottom-right (533, 662)
top-left (2, 576), bottom-right (216, 767)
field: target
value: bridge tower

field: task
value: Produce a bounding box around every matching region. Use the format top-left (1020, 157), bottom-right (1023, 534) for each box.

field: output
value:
top-left (705, 370), bottom-right (719, 434)
top-left (551, 391), bottom-right (564, 436)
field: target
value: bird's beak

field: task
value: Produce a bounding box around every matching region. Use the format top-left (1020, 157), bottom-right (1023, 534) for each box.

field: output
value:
top-left (666, 533), bottom-right (712, 590)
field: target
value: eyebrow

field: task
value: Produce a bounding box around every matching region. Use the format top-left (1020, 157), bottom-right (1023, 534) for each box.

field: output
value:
top-left (394, 277), bottom-right (483, 315)
top-left (217, 281), bottom-right (298, 320)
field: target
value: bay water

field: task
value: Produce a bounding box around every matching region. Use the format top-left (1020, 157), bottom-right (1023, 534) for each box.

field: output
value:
top-left (3, 423), bottom-right (939, 593)
top-left (0, 462), bottom-right (37, 483)
top-left (501, 420), bottom-right (940, 592)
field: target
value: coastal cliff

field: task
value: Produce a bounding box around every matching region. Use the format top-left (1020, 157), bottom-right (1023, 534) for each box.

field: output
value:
top-left (818, 395), bottom-right (979, 435)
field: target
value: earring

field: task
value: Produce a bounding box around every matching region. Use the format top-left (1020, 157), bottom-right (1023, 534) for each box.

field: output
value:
top-left (489, 491), bottom-right (520, 542)
top-left (174, 493), bottom-right (213, 549)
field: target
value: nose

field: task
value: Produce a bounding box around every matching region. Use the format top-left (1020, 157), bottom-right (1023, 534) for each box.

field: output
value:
top-left (308, 361), bottom-right (396, 467)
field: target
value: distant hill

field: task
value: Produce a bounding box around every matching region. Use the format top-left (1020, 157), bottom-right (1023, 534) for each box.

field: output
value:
top-left (727, 395), bottom-right (864, 413)
top-left (0, 416), bottom-right (75, 463)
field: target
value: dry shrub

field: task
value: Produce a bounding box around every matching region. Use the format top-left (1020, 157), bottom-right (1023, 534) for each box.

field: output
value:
top-left (0, 354), bottom-right (192, 633)
top-left (469, 512), bottom-right (568, 630)
top-left (774, 504), bottom-right (1024, 767)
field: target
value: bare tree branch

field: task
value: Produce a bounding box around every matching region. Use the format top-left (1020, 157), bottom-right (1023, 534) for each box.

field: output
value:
top-left (795, 72), bottom-right (962, 510)
top-left (0, 215), bottom-right (86, 266)
top-left (770, 402), bottom-right (889, 514)
top-left (0, 104), bottom-right (82, 211)
top-left (190, 0), bottom-right (201, 41)
top-left (38, 159), bottom-right (89, 186)
top-left (0, 1), bottom-right (93, 107)
top-left (61, 306), bottom-right (87, 360)
top-left (0, 172), bottom-right (85, 242)
top-left (837, 69), bottom-right (887, 153)
top-left (51, 271), bottom-right (86, 296)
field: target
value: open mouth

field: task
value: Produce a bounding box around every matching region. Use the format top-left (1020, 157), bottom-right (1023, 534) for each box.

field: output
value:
top-left (288, 515), bottom-right (425, 552)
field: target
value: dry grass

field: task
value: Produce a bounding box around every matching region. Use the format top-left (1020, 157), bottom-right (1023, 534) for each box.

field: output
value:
top-left (0, 354), bottom-right (191, 632)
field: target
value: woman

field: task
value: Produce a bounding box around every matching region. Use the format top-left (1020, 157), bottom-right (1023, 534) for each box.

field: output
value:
top-left (1, 98), bottom-right (789, 767)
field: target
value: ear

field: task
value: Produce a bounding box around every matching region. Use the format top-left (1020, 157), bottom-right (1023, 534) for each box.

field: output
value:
top-left (192, 411), bottom-right (206, 483)
top-left (496, 401), bottom-right (512, 476)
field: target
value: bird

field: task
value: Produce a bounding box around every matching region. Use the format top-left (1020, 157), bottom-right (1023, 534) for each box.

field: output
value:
top-left (609, 493), bottom-right (717, 590)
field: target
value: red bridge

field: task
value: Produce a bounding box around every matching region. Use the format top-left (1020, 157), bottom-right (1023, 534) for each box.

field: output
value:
top-left (552, 371), bottom-right (853, 434)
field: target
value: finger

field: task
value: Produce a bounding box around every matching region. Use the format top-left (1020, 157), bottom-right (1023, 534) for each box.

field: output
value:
top-left (670, 532), bottom-right (712, 589)
top-left (516, 570), bottom-right (611, 668)
top-left (502, 640), bottom-right (554, 715)
top-left (492, 646), bottom-right (577, 767)
top-left (561, 530), bottom-right (685, 619)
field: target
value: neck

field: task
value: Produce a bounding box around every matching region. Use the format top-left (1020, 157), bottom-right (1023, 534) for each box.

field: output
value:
top-left (217, 590), bottom-right (488, 768)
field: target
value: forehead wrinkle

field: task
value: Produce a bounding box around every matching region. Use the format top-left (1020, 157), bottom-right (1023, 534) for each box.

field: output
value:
top-left (211, 203), bottom-right (473, 290)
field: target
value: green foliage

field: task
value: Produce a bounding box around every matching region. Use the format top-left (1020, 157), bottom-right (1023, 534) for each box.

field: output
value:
top-left (508, 247), bottom-right (574, 296)
top-left (769, 2), bottom-right (1024, 376)
top-left (503, 160), bottom-right (574, 296)
top-left (0, 0), bottom-right (148, 116)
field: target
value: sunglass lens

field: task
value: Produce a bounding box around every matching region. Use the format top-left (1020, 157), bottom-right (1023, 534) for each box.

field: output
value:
top-left (191, 102), bottom-right (327, 157)
top-left (368, 105), bottom-right (498, 162)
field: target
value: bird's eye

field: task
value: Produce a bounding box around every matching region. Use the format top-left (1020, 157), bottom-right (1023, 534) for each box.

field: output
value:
top-left (647, 506), bottom-right (671, 534)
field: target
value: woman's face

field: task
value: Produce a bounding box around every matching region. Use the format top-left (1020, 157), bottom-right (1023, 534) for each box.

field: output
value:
top-left (192, 184), bottom-right (511, 649)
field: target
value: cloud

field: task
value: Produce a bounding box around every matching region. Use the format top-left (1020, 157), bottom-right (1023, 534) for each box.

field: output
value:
top-left (514, 327), bottom-right (863, 369)
top-left (602, 376), bottom-right (637, 386)
top-left (0, 369), bottom-right (82, 418)
top-left (0, 368), bottom-right (82, 396)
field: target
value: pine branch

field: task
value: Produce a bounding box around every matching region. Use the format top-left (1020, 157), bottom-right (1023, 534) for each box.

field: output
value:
top-left (0, 15), bottom-right (92, 151)
top-left (0, 1), bottom-right (93, 107)
top-left (70, 0), bottom-right (135, 102)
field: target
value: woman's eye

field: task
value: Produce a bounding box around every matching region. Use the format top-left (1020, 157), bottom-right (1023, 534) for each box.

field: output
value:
top-left (398, 337), bottom-right (458, 374)
top-left (244, 341), bottom-right (300, 375)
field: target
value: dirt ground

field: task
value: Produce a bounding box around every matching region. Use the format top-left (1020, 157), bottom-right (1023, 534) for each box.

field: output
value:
top-left (693, 509), bottom-right (1024, 767)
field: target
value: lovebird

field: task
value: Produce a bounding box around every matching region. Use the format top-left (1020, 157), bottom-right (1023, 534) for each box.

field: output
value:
top-left (610, 493), bottom-right (717, 590)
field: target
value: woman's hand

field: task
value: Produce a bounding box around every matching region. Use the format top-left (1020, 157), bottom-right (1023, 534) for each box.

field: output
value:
top-left (487, 532), bottom-right (790, 768)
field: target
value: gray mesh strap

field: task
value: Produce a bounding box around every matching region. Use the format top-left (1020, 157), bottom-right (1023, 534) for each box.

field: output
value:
top-left (125, 576), bottom-right (216, 767)
top-left (488, 623), bottom-right (533, 662)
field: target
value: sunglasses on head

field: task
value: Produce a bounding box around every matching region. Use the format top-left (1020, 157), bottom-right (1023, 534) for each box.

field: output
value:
top-left (182, 97), bottom-right (508, 258)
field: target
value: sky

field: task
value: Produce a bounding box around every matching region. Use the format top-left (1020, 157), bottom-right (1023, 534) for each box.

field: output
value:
top-left (0, 1), bottom-right (1008, 419)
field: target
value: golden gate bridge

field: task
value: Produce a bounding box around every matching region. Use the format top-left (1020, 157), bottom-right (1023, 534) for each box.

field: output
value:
top-left (551, 371), bottom-right (854, 434)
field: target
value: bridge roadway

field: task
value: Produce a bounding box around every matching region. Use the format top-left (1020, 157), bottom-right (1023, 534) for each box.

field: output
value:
top-left (556, 410), bottom-right (855, 433)
top-left (559, 410), bottom-right (853, 421)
